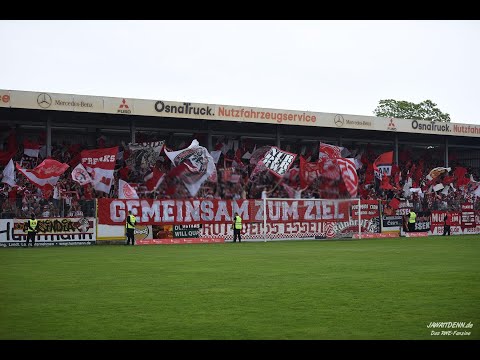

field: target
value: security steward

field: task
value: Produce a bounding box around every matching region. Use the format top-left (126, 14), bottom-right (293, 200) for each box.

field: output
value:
top-left (26, 213), bottom-right (38, 247)
top-left (232, 212), bottom-right (243, 243)
top-left (126, 210), bottom-right (136, 245)
top-left (408, 210), bottom-right (417, 232)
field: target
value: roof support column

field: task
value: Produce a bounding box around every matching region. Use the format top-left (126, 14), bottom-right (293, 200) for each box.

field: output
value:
top-left (445, 136), bottom-right (449, 168)
top-left (46, 115), bottom-right (52, 157)
top-left (394, 133), bottom-right (398, 164)
top-left (130, 117), bottom-right (136, 144)
top-left (276, 125), bottom-right (281, 148)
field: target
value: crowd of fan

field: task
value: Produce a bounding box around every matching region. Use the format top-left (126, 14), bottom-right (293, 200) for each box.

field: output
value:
top-left (0, 130), bottom-right (479, 219)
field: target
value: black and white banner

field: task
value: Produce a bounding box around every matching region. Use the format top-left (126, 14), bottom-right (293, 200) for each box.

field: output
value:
top-left (262, 146), bottom-right (297, 177)
top-left (126, 140), bottom-right (165, 176)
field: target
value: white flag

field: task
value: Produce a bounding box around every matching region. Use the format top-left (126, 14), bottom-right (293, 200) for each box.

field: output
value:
top-left (164, 139), bottom-right (216, 197)
top-left (118, 179), bottom-right (139, 199)
top-left (1, 159), bottom-right (16, 187)
top-left (71, 163), bottom-right (93, 186)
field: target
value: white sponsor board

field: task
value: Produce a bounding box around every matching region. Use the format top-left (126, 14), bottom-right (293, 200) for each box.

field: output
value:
top-left (0, 217), bottom-right (96, 247)
top-left (73, 95), bottom-right (104, 113)
top-left (2, 89), bottom-right (480, 137)
top-left (375, 117), bottom-right (480, 138)
top-left (97, 224), bottom-right (153, 241)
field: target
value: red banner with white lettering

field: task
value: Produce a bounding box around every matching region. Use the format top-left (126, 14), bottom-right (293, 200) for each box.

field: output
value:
top-left (97, 198), bottom-right (354, 226)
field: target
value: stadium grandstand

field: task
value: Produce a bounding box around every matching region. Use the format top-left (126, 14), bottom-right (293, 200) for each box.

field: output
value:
top-left (0, 89), bottom-right (479, 245)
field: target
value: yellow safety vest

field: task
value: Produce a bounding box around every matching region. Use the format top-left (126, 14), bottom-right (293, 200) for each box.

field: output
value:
top-left (234, 216), bottom-right (242, 230)
top-left (126, 215), bottom-right (136, 229)
top-left (28, 219), bottom-right (38, 232)
top-left (408, 212), bottom-right (417, 223)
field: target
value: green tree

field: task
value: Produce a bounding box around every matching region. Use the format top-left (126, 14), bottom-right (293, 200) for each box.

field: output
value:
top-left (374, 99), bottom-right (451, 122)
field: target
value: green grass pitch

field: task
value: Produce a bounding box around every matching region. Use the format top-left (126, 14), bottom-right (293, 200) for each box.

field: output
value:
top-left (0, 235), bottom-right (479, 340)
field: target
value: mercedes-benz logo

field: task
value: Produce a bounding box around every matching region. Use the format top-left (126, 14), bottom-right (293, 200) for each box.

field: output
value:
top-left (334, 114), bottom-right (344, 127)
top-left (37, 93), bottom-right (52, 108)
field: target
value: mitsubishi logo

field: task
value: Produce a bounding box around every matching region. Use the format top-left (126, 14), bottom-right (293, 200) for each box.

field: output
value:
top-left (334, 114), bottom-right (344, 127)
top-left (37, 93), bottom-right (52, 108)
top-left (119, 99), bottom-right (129, 109)
top-left (117, 98), bottom-right (132, 114)
top-left (388, 118), bottom-right (397, 131)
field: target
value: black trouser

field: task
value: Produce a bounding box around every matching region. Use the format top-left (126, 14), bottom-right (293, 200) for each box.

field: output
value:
top-left (126, 228), bottom-right (135, 245)
top-left (26, 231), bottom-right (36, 247)
top-left (443, 225), bottom-right (451, 236)
top-left (408, 223), bottom-right (415, 232)
top-left (233, 228), bottom-right (242, 242)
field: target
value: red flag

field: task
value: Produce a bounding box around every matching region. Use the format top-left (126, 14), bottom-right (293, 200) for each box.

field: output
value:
top-left (389, 198), bottom-right (400, 210)
top-left (373, 151), bottom-right (393, 180)
top-left (0, 149), bottom-right (16, 166)
top-left (16, 159), bottom-right (69, 191)
top-left (144, 167), bottom-right (165, 192)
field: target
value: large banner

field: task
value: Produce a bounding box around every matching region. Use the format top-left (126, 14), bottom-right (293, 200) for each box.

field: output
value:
top-left (97, 199), bottom-right (381, 239)
top-left (0, 217), bottom-right (96, 247)
top-left (428, 211), bottom-right (480, 235)
top-left (98, 198), bottom-right (359, 226)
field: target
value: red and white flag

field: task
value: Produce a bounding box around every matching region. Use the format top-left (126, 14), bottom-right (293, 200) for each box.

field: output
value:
top-left (71, 163), bottom-right (93, 186)
top-left (16, 159), bottom-right (69, 191)
top-left (319, 142), bottom-right (344, 160)
top-left (1, 159), bottom-right (16, 187)
top-left (335, 158), bottom-right (358, 197)
top-left (164, 140), bottom-right (216, 197)
top-left (81, 147), bottom-right (118, 194)
top-left (118, 179), bottom-right (139, 199)
top-left (299, 156), bottom-right (323, 188)
top-left (144, 167), bottom-right (165, 192)
top-left (373, 151), bottom-right (393, 180)
top-left (23, 140), bottom-right (40, 158)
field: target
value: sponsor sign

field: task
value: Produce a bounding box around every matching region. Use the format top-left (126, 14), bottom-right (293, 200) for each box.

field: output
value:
top-left (136, 238), bottom-right (224, 245)
top-left (104, 97), bottom-right (134, 115)
top-left (382, 215), bottom-right (403, 232)
top-left (351, 200), bottom-right (380, 219)
top-left (0, 90), bottom-right (10, 108)
top-left (2, 89), bottom-right (480, 136)
top-left (173, 224), bottom-right (200, 238)
top-left (403, 232), bottom-right (429, 238)
top-left (0, 217), bottom-right (96, 247)
top-left (353, 233), bottom-right (398, 239)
